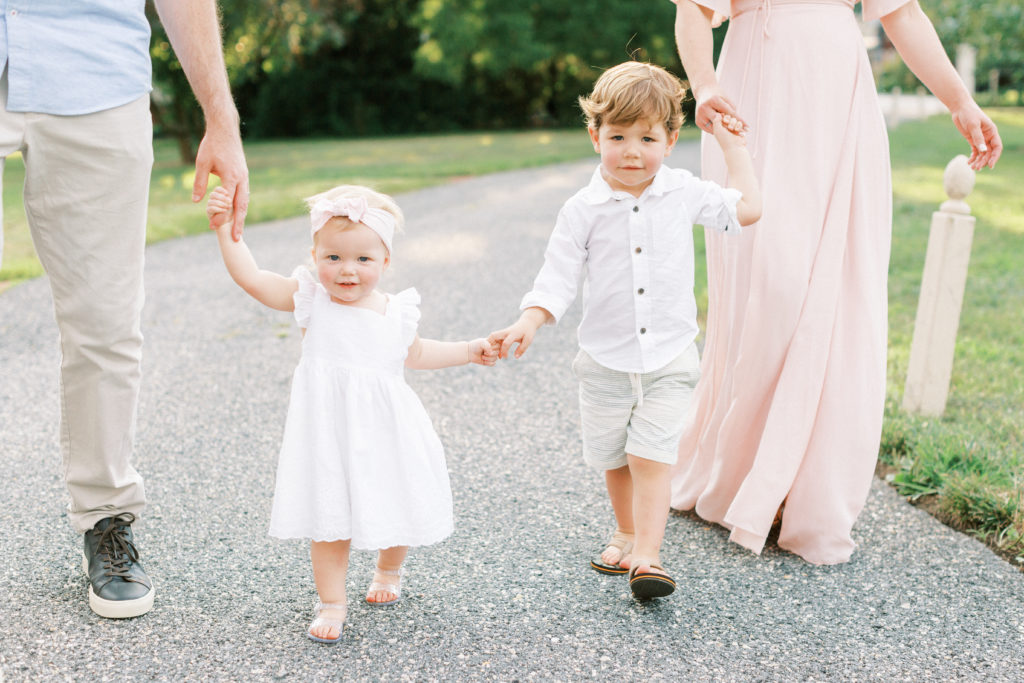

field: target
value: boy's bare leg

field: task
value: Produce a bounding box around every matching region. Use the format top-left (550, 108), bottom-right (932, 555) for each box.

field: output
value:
top-left (601, 465), bottom-right (635, 567)
top-left (626, 454), bottom-right (671, 575)
top-left (368, 545), bottom-right (408, 604)
top-left (310, 540), bottom-right (351, 639)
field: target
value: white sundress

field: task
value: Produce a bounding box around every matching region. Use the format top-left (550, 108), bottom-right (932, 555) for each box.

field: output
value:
top-left (267, 267), bottom-right (454, 549)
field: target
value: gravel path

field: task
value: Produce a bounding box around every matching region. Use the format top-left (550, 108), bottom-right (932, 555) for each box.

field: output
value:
top-left (2, 142), bottom-right (1022, 681)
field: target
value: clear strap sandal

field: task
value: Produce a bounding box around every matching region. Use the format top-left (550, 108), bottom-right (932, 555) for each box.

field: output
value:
top-left (365, 566), bottom-right (403, 606)
top-left (307, 601), bottom-right (347, 644)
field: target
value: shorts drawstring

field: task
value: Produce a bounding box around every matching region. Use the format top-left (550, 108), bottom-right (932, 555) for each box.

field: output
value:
top-left (630, 372), bottom-right (645, 408)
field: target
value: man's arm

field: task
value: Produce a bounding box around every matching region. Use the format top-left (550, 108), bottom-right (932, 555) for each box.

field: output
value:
top-left (153, 0), bottom-right (250, 238)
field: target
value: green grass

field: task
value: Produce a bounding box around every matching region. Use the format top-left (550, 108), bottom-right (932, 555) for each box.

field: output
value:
top-left (0, 128), bottom-right (603, 287)
top-left (878, 108), bottom-right (1024, 566)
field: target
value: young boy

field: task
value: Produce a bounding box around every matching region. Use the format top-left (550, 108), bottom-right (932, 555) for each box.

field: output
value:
top-left (488, 61), bottom-right (760, 599)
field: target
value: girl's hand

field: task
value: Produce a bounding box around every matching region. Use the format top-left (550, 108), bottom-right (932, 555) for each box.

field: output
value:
top-left (951, 102), bottom-right (1002, 170)
top-left (468, 338), bottom-right (499, 366)
top-left (205, 186), bottom-right (235, 230)
top-left (694, 85), bottom-right (748, 136)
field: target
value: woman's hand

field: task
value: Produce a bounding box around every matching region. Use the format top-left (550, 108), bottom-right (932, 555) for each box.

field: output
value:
top-left (695, 85), bottom-right (748, 136)
top-left (951, 102), bottom-right (1002, 170)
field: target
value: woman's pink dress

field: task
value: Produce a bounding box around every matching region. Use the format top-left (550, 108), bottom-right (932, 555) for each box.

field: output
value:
top-left (671, 0), bottom-right (910, 564)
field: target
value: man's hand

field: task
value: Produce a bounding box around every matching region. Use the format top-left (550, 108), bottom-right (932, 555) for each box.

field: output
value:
top-left (194, 119), bottom-right (249, 240)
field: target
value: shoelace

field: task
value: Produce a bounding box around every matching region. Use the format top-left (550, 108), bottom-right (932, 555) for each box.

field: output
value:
top-left (92, 513), bottom-right (142, 583)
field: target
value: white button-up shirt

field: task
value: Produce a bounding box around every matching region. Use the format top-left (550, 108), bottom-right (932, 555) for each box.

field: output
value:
top-left (521, 165), bottom-right (741, 374)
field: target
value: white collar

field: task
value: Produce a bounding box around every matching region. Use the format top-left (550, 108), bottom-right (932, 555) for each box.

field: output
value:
top-left (578, 165), bottom-right (685, 205)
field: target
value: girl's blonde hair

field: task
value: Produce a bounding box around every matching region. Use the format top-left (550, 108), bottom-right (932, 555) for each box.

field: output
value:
top-left (304, 184), bottom-right (405, 240)
top-left (578, 61), bottom-right (687, 132)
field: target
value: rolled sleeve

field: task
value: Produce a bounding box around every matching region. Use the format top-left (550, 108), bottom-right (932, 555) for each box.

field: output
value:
top-left (685, 179), bottom-right (743, 235)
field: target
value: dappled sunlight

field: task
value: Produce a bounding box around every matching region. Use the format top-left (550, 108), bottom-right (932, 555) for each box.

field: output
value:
top-left (400, 231), bottom-right (488, 266)
top-left (891, 168), bottom-right (945, 204)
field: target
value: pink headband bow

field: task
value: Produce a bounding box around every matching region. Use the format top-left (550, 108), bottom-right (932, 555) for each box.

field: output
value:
top-left (309, 196), bottom-right (395, 253)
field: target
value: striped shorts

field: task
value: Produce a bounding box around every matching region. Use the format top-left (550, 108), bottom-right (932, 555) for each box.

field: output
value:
top-left (571, 344), bottom-right (700, 470)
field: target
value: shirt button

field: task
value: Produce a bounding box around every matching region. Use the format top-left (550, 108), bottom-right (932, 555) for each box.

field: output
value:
top-left (640, 328), bottom-right (647, 334)
top-left (632, 206), bottom-right (639, 213)
top-left (634, 247), bottom-right (642, 254)
top-left (637, 288), bottom-right (645, 295)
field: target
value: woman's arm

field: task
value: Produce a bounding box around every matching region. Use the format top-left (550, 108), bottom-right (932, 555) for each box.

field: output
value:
top-left (881, 1), bottom-right (1002, 169)
top-left (674, 0), bottom-right (748, 133)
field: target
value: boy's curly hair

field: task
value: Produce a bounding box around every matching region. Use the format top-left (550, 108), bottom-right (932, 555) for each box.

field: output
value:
top-left (578, 61), bottom-right (687, 132)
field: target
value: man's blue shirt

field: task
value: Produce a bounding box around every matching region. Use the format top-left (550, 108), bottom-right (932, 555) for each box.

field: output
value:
top-left (1, 0), bottom-right (152, 115)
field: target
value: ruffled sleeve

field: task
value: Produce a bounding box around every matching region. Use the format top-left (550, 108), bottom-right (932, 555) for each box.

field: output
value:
top-left (692, 183), bottom-right (743, 235)
top-left (291, 265), bottom-right (318, 328)
top-left (860, 0), bottom-right (912, 21)
top-left (669, 0), bottom-right (732, 19)
top-left (392, 287), bottom-right (422, 347)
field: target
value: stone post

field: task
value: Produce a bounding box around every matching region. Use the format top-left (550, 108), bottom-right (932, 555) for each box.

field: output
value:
top-left (956, 44), bottom-right (977, 95)
top-left (886, 86), bottom-right (902, 128)
top-left (989, 69), bottom-right (1000, 103)
top-left (902, 155), bottom-right (976, 416)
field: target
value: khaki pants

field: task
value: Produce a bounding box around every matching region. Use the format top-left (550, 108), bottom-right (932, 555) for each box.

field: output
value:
top-left (0, 73), bottom-right (153, 532)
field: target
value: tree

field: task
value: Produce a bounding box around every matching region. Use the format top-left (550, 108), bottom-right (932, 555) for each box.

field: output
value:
top-left (878, 0), bottom-right (1024, 100)
top-left (412, 0), bottom-right (684, 127)
top-left (147, 0), bottom-right (342, 162)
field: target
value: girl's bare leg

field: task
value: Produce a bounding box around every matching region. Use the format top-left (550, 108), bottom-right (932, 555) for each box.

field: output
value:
top-left (367, 545), bottom-right (408, 604)
top-left (309, 540), bottom-right (351, 639)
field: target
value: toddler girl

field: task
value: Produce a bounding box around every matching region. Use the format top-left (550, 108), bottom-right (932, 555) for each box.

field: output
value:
top-left (207, 184), bottom-right (497, 643)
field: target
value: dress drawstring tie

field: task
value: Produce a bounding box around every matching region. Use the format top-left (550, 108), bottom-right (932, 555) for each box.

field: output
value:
top-left (736, 0), bottom-right (773, 160)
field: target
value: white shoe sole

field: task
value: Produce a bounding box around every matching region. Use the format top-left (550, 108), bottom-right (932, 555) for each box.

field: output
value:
top-left (82, 554), bottom-right (155, 619)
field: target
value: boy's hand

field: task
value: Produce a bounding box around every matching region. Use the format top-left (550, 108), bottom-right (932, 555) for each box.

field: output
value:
top-left (488, 308), bottom-right (551, 360)
top-left (205, 186), bottom-right (235, 231)
top-left (711, 114), bottom-right (748, 150)
top-left (468, 338), bottom-right (499, 366)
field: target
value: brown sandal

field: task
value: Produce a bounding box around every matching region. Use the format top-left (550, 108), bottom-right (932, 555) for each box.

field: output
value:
top-left (590, 529), bottom-right (634, 575)
top-left (628, 558), bottom-right (676, 599)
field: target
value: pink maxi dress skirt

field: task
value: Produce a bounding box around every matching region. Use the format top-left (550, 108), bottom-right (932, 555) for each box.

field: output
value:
top-left (671, 0), bottom-right (910, 564)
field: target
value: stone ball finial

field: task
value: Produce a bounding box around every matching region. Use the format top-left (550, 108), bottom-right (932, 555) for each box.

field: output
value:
top-left (941, 154), bottom-right (975, 214)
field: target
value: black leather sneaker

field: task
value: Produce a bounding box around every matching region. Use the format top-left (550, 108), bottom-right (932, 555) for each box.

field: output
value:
top-left (82, 513), bottom-right (154, 618)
